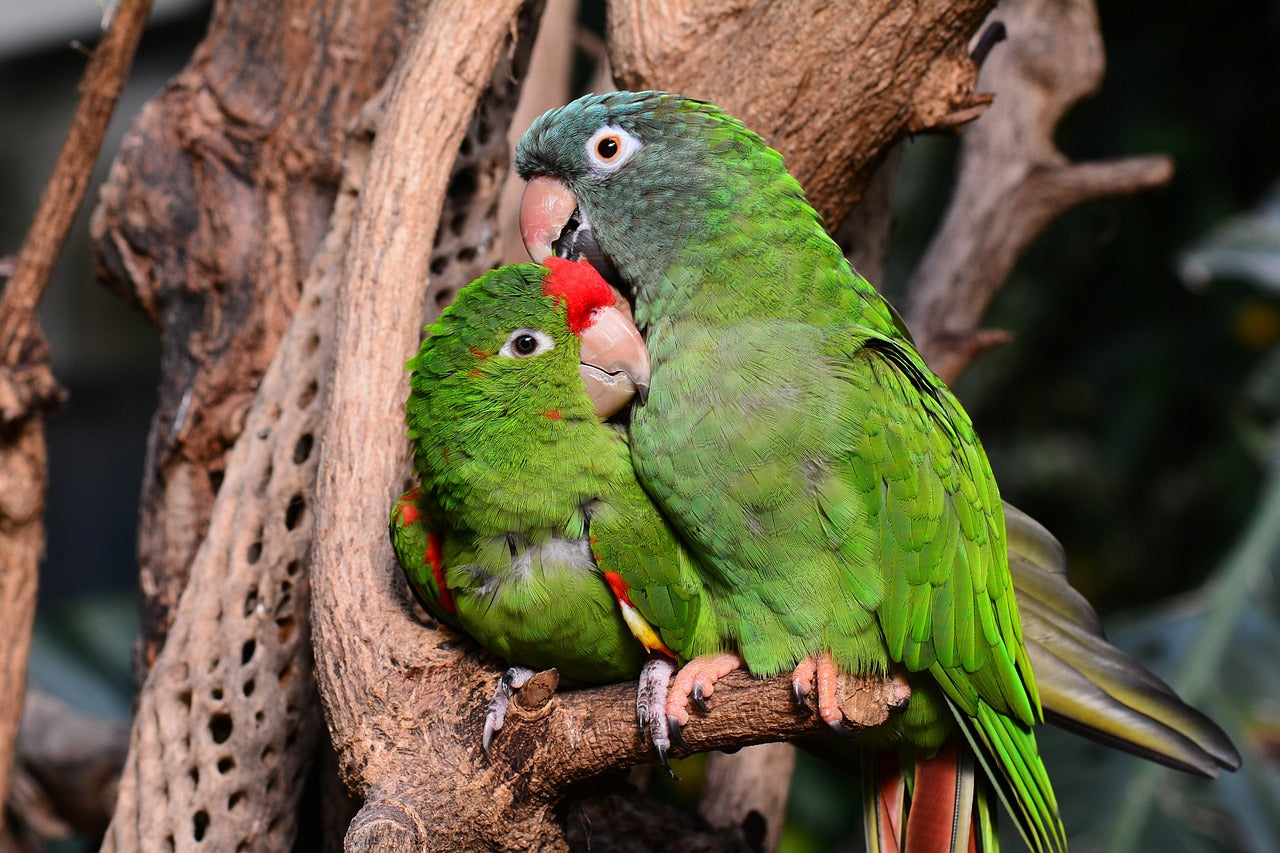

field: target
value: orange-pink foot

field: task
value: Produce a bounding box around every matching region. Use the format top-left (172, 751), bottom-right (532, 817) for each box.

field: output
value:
top-left (665, 652), bottom-right (743, 727)
top-left (791, 652), bottom-right (843, 727)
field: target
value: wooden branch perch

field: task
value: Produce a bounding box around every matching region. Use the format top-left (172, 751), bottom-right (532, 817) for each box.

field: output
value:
top-left (607, 0), bottom-right (997, 225)
top-left (0, 0), bottom-right (152, 831)
top-left (902, 0), bottom-right (1174, 382)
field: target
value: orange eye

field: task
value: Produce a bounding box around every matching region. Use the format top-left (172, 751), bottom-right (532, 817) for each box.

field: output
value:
top-left (595, 135), bottom-right (621, 160)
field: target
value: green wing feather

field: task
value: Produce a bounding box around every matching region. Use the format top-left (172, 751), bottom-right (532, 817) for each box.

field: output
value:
top-left (839, 330), bottom-right (1039, 725)
top-left (586, 463), bottom-right (719, 661)
top-left (839, 328), bottom-right (1064, 852)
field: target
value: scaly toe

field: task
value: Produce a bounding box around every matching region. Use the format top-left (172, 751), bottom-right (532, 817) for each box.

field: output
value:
top-left (482, 666), bottom-right (536, 753)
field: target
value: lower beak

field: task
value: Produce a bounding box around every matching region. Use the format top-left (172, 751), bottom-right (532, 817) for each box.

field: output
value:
top-left (520, 175), bottom-right (578, 263)
top-left (579, 305), bottom-right (651, 419)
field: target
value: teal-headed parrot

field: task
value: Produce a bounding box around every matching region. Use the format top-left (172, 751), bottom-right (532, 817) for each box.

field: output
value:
top-left (512, 91), bottom-right (1239, 852)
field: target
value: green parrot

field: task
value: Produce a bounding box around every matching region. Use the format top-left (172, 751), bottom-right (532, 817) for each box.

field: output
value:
top-left (390, 258), bottom-right (720, 752)
top-left (513, 91), bottom-right (1239, 852)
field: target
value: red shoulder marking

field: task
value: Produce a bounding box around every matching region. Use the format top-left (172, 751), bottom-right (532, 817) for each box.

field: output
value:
top-left (425, 530), bottom-right (455, 615)
top-left (541, 257), bottom-right (615, 334)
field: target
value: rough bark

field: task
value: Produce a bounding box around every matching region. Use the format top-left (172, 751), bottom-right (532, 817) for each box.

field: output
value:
top-left (607, 0), bottom-right (997, 226)
top-left (91, 0), bottom-right (416, 675)
top-left (0, 0), bottom-right (152, 832)
top-left (902, 0), bottom-right (1174, 381)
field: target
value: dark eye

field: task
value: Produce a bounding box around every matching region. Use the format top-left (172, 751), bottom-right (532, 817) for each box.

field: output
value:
top-left (499, 327), bottom-right (554, 359)
top-left (596, 135), bottom-right (620, 160)
top-left (585, 127), bottom-right (640, 175)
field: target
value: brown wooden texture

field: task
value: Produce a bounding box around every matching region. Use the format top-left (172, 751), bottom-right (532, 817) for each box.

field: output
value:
top-left (0, 0), bottom-right (153, 832)
top-left (91, 0), bottom-right (416, 674)
top-left (607, 0), bottom-right (997, 226)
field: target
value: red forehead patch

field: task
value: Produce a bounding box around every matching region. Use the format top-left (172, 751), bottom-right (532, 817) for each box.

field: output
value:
top-left (541, 257), bottom-right (615, 334)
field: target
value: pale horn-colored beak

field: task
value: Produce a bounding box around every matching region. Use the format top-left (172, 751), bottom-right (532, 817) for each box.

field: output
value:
top-left (520, 175), bottom-right (579, 262)
top-left (579, 305), bottom-right (651, 419)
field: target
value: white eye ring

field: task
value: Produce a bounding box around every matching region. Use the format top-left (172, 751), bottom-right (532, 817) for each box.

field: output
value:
top-left (584, 126), bottom-right (642, 178)
top-left (499, 328), bottom-right (555, 359)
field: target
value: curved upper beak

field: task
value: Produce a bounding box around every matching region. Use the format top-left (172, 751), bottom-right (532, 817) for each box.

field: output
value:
top-left (579, 305), bottom-right (651, 419)
top-left (520, 175), bottom-right (579, 262)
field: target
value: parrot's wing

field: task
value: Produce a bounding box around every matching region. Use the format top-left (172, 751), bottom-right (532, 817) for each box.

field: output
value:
top-left (838, 332), bottom-right (1067, 853)
top-left (587, 476), bottom-right (714, 662)
top-left (1005, 502), bottom-right (1241, 776)
top-left (390, 489), bottom-right (462, 630)
top-left (839, 331), bottom-right (1037, 722)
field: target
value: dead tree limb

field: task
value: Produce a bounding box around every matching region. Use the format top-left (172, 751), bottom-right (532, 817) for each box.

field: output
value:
top-left (0, 0), bottom-right (152, 831)
top-left (902, 0), bottom-right (1174, 382)
top-left (91, 0), bottom-right (416, 675)
top-left (607, 0), bottom-right (997, 225)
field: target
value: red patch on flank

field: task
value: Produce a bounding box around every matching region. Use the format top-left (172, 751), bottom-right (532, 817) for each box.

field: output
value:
top-left (541, 409), bottom-right (562, 420)
top-left (469, 346), bottom-right (490, 360)
top-left (466, 368), bottom-right (483, 378)
top-left (541, 257), bottom-right (615, 334)
top-left (425, 530), bottom-right (455, 614)
top-left (396, 489), bottom-right (421, 524)
top-left (603, 570), bottom-right (632, 607)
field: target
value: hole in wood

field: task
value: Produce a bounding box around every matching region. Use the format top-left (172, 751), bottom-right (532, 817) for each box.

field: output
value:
top-left (241, 639), bottom-right (256, 665)
top-left (217, 757), bottom-right (235, 774)
top-left (298, 379), bottom-right (318, 409)
top-left (209, 713), bottom-right (233, 744)
top-left (284, 494), bottom-right (306, 530)
top-left (193, 810), bottom-right (209, 842)
top-left (293, 433), bottom-right (314, 464)
top-left (246, 541), bottom-right (262, 564)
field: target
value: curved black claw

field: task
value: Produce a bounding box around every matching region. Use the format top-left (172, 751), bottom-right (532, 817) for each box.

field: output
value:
top-left (667, 717), bottom-right (690, 752)
top-left (482, 666), bottom-right (535, 753)
top-left (791, 681), bottom-right (812, 712)
top-left (691, 684), bottom-right (711, 714)
top-left (655, 742), bottom-right (676, 779)
top-left (827, 718), bottom-right (853, 740)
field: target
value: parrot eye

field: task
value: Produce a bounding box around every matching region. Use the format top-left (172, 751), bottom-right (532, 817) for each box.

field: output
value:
top-left (499, 328), bottom-right (555, 359)
top-left (584, 126), bottom-right (641, 178)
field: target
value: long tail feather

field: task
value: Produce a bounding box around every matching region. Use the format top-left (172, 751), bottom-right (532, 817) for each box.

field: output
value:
top-left (1004, 502), bottom-right (1241, 776)
top-left (864, 752), bottom-right (906, 853)
top-left (904, 739), bottom-right (975, 853)
top-left (947, 699), bottom-right (1067, 853)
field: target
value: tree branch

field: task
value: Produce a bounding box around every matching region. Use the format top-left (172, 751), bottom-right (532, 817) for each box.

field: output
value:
top-left (607, 0), bottom-right (996, 225)
top-left (0, 0), bottom-right (152, 832)
top-left (90, 0), bottom-right (415, 675)
top-left (902, 0), bottom-right (1174, 382)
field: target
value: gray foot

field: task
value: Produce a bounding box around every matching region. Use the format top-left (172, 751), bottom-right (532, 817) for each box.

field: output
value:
top-left (483, 665), bottom-right (536, 753)
top-left (637, 656), bottom-right (676, 776)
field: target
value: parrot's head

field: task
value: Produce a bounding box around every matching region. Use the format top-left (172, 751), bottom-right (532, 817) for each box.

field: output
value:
top-left (409, 260), bottom-right (650, 426)
top-left (514, 91), bottom-right (780, 309)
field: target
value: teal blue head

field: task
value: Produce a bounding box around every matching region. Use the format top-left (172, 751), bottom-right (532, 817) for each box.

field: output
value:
top-left (514, 91), bottom-right (779, 298)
